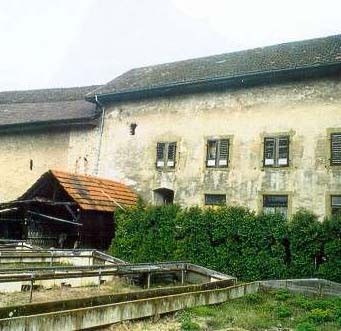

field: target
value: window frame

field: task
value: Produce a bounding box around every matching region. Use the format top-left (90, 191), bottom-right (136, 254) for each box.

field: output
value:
top-left (263, 135), bottom-right (290, 168)
top-left (204, 194), bottom-right (227, 206)
top-left (330, 194), bottom-right (341, 217)
top-left (206, 138), bottom-right (230, 168)
top-left (258, 191), bottom-right (292, 218)
top-left (330, 132), bottom-right (341, 166)
top-left (156, 141), bottom-right (177, 170)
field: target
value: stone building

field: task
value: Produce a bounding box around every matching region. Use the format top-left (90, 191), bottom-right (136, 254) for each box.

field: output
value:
top-left (0, 86), bottom-right (100, 202)
top-left (1, 34), bottom-right (341, 219)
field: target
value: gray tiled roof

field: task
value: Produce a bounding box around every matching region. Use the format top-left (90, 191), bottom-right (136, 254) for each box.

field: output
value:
top-left (88, 34), bottom-right (341, 99)
top-left (0, 86), bottom-right (100, 130)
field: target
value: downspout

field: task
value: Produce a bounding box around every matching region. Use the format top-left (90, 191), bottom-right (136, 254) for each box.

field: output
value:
top-left (94, 94), bottom-right (105, 176)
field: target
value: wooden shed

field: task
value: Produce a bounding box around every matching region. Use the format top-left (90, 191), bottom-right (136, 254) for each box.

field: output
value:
top-left (0, 170), bottom-right (137, 249)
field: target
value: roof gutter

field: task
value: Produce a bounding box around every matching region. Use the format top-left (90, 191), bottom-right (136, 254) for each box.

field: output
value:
top-left (93, 94), bottom-right (105, 176)
top-left (86, 61), bottom-right (341, 103)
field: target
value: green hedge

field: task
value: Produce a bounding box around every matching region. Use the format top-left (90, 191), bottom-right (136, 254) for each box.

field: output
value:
top-left (110, 205), bottom-right (341, 282)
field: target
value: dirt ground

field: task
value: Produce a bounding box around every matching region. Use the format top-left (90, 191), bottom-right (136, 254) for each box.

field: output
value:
top-left (0, 277), bottom-right (139, 307)
top-left (101, 316), bottom-right (181, 331)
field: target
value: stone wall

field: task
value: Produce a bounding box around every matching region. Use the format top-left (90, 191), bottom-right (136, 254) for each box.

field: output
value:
top-left (97, 77), bottom-right (341, 218)
top-left (0, 127), bottom-right (99, 202)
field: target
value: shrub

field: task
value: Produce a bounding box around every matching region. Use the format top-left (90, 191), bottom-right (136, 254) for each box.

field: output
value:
top-left (275, 289), bottom-right (291, 301)
top-left (288, 209), bottom-right (324, 278)
top-left (318, 217), bottom-right (341, 282)
top-left (110, 204), bottom-right (341, 282)
top-left (307, 308), bottom-right (335, 324)
top-left (275, 305), bottom-right (293, 318)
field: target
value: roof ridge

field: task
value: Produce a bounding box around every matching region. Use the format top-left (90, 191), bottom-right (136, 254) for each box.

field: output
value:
top-left (88, 33), bottom-right (341, 100)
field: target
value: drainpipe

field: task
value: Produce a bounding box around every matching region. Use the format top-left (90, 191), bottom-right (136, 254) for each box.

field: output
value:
top-left (94, 94), bottom-right (105, 176)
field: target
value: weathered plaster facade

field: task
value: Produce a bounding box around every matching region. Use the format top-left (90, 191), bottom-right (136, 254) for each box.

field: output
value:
top-left (0, 127), bottom-right (99, 202)
top-left (97, 77), bottom-right (341, 218)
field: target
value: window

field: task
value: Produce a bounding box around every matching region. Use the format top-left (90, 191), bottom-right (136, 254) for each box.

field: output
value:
top-left (156, 142), bottom-right (177, 169)
top-left (263, 195), bottom-right (288, 217)
top-left (204, 194), bottom-right (226, 206)
top-left (331, 195), bottom-right (341, 217)
top-left (264, 136), bottom-right (289, 167)
top-left (206, 139), bottom-right (229, 168)
top-left (331, 133), bottom-right (341, 165)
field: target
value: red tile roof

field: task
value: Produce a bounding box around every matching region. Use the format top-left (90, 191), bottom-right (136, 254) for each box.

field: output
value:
top-left (51, 170), bottom-right (137, 212)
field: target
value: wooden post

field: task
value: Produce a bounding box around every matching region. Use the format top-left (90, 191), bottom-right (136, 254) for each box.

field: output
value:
top-left (147, 272), bottom-right (151, 289)
top-left (98, 269), bottom-right (102, 288)
top-left (29, 274), bottom-right (34, 303)
top-left (181, 268), bottom-right (184, 285)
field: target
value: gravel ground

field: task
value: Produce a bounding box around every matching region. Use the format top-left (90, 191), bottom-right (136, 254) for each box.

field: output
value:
top-left (0, 277), bottom-right (139, 307)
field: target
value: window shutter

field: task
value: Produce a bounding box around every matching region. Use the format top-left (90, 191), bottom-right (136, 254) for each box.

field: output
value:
top-left (278, 137), bottom-right (289, 166)
top-left (207, 140), bottom-right (217, 167)
top-left (331, 134), bottom-right (341, 165)
top-left (218, 139), bottom-right (229, 167)
top-left (167, 142), bottom-right (176, 167)
top-left (156, 143), bottom-right (165, 167)
top-left (264, 138), bottom-right (275, 166)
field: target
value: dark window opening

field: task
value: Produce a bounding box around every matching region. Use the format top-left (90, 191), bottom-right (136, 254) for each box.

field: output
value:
top-left (206, 139), bottom-right (229, 168)
top-left (331, 133), bottom-right (341, 165)
top-left (156, 142), bottom-right (177, 169)
top-left (331, 195), bottom-right (341, 217)
top-left (130, 123), bottom-right (137, 135)
top-left (153, 188), bottom-right (174, 205)
top-left (263, 195), bottom-right (288, 217)
top-left (30, 159), bottom-right (33, 170)
top-left (205, 194), bottom-right (226, 206)
top-left (264, 136), bottom-right (289, 167)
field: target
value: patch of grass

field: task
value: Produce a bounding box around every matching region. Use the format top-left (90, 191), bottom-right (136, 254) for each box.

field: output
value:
top-left (275, 305), bottom-right (293, 318)
top-left (177, 290), bottom-right (341, 330)
top-left (274, 288), bottom-right (291, 301)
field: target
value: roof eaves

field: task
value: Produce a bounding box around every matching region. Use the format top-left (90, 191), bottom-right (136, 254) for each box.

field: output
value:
top-left (0, 115), bottom-right (100, 133)
top-left (86, 61), bottom-right (341, 103)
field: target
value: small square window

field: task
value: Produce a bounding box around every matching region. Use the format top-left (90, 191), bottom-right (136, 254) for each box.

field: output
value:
top-left (156, 142), bottom-right (177, 169)
top-left (331, 133), bottom-right (341, 166)
top-left (263, 195), bottom-right (288, 217)
top-left (264, 136), bottom-right (289, 167)
top-left (206, 139), bottom-right (229, 168)
top-left (204, 194), bottom-right (226, 206)
top-left (331, 195), bottom-right (341, 217)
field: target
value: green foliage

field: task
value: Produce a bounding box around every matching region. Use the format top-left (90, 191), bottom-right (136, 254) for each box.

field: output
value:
top-left (179, 311), bottom-right (201, 331)
top-left (110, 204), bottom-right (341, 282)
top-left (318, 216), bottom-right (341, 282)
top-left (245, 293), bottom-right (263, 304)
top-left (295, 322), bottom-right (317, 331)
top-left (307, 308), bottom-right (335, 324)
top-left (288, 209), bottom-right (324, 278)
top-left (275, 305), bottom-right (293, 318)
top-left (275, 289), bottom-right (291, 301)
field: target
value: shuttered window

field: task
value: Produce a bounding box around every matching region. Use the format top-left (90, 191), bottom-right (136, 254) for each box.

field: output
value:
top-left (331, 195), bottom-right (341, 217)
top-left (263, 195), bottom-right (288, 217)
top-left (264, 136), bottom-right (289, 167)
top-left (206, 139), bottom-right (229, 168)
top-left (204, 194), bottom-right (226, 205)
top-left (331, 134), bottom-right (341, 165)
top-left (156, 142), bottom-right (177, 169)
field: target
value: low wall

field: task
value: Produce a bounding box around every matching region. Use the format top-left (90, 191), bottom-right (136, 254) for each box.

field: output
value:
top-left (260, 278), bottom-right (341, 297)
top-left (0, 282), bottom-right (259, 331)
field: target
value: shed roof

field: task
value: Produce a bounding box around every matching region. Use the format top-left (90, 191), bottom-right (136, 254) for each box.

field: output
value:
top-left (88, 34), bottom-right (341, 101)
top-left (51, 170), bottom-right (137, 212)
top-left (0, 86), bottom-right (100, 131)
top-left (20, 170), bottom-right (137, 212)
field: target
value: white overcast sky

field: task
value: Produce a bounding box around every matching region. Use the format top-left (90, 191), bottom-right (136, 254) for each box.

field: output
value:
top-left (0, 0), bottom-right (340, 91)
